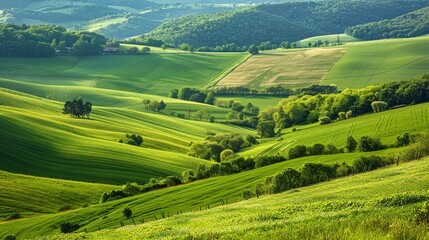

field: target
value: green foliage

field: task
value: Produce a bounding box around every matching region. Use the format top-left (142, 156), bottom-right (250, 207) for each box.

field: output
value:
top-left (377, 194), bottom-right (428, 207)
top-left (60, 222), bottom-right (80, 233)
top-left (254, 155), bottom-right (287, 168)
top-left (396, 133), bottom-right (411, 147)
top-left (6, 212), bottom-right (20, 221)
top-left (358, 136), bottom-right (385, 152)
top-left (257, 120), bottom-right (275, 138)
top-left (122, 208), bottom-right (132, 219)
top-left (318, 116), bottom-right (332, 125)
top-left (126, 47), bottom-right (139, 55)
top-left (247, 44), bottom-right (259, 55)
top-left (288, 145), bottom-right (307, 159)
top-left (63, 98), bottom-right (92, 118)
top-left (2, 235), bottom-right (16, 240)
top-left (371, 101), bottom-right (388, 113)
top-left (353, 155), bottom-right (392, 173)
top-left (122, 134), bottom-right (143, 146)
top-left (346, 136), bottom-right (358, 153)
top-left (414, 201), bottom-right (429, 224)
top-left (347, 7), bottom-right (429, 40)
top-left (220, 149), bottom-right (235, 162)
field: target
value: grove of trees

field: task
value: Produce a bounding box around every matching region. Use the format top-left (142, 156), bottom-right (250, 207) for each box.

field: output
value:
top-left (62, 98), bottom-right (92, 118)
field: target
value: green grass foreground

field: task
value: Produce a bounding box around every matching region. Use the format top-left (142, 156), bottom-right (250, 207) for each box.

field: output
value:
top-left (35, 158), bottom-right (429, 239)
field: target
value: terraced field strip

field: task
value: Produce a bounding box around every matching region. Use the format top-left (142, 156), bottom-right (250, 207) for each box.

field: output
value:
top-left (322, 36), bottom-right (429, 88)
top-left (216, 47), bottom-right (347, 89)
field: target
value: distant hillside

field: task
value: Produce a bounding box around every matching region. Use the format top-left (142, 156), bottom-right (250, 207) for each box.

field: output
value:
top-left (147, 0), bottom-right (429, 48)
top-left (346, 6), bottom-right (429, 40)
top-left (147, 8), bottom-right (317, 48)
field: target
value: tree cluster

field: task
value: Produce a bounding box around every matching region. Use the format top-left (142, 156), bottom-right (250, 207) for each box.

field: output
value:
top-left (0, 23), bottom-right (107, 57)
top-left (119, 134), bottom-right (143, 146)
top-left (169, 88), bottom-right (215, 105)
top-left (258, 75), bottom-right (429, 134)
top-left (212, 85), bottom-right (337, 96)
top-left (346, 7), bottom-right (429, 40)
top-left (62, 98), bottom-right (92, 119)
top-left (257, 155), bottom-right (394, 195)
top-left (142, 99), bottom-right (166, 112)
top-left (188, 133), bottom-right (258, 162)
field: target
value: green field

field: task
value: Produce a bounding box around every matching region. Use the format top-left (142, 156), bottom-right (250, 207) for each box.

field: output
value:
top-left (0, 53), bottom-right (246, 96)
top-left (45, 157), bottom-right (429, 240)
top-left (0, 88), bottom-right (253, 185)
top-left (0, 171), bottom-right (115, 220)
top-left (322, 35), bottom-right (429, 88)
top-left (296, 33), bottom-right (361, 47)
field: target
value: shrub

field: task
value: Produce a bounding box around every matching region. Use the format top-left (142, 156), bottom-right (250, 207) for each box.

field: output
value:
top-left (377, 194), bottom-right (428, 207)
top-left (396, 132), bottom-right (411, 147)
top-left (288, 145), bottom-right (307, 159)
top-left (353, 155), bottom-right (391, 173)
top-left (414, 201), bottom-right (429, 224)
top-left (242, 190), bottom-right (255, 200)
top-left (270, 168), bottom-right (302, 193)
top-left (358, 136), bottom-right (384, 152)
top-left (220, 149), bottom-right (235, 161)
top-left (58, 205), bottom-right (73, 212)
top-left (122, 208), bottom-right (132, 219)
top-left (6, 212), bottom-right (21, 221)
top-left (3, 235), bottom-right (16, 240)
top-left (336, 162), bottom-right (352, 177)
top-left (346, 136), bottom-right (358, 152)
top-left (318, 116), bottom-right (332, 125)
top-left (300, 163), bottom-right (337, 185)
top-left (308, 143), bottom-right (325, 155)
top-left (325, 144), bottom-right (340, 154)
top-left (254, 155), bottom-right (287, 168)
top-left (122, 182), bottom-right (142, 196)
top-left (60, 222), bottom-right (80, 233)
top-left (165, 176), bottom-right (182, 187)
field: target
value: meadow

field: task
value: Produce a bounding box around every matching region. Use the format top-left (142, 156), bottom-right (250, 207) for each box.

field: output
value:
top-left (295, 33), bottom-right (361, 47)
top-left (44, 157), bottom-right (429, 240)
top-left (322, 35), bottom-right (429, 88)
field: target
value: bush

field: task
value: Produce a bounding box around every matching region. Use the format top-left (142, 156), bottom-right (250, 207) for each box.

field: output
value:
top-left (6, 212), bottom-right (21, 221)
top-left (3, 235), bottom-right (16, 240)
top-left (123, 133), bottom-right (143, 146)
top-left (358, 136), bottom-right (384, 152)
top-left (318, 116), bottom-right (332, 125)
top-left (336, 162), bottom-right (352, 177)
top-left (377, 194), bottom-right (428, 207)
top-left (58, 205), bottom-right (73, 212)
top-left (414, 201), bottom-right (429, 224)
top-left (353, 155), bottom-right (391, 173)
top-left (165, 176), bottom-right (182, 187)
top-left (123, 208), bottom-right (132, 219)
top-left (60, 222), bottom-right (80, 233)
top-left (396, 132), bottom-right (411, 147)
top-left (242, 190), bottom-right (255, 200)
top-left (288, 145), bottom-right (307, 159)
top-left (220, 149), bottom-right (235, 161)
top-left (308, 143), bottom-right (325, 155)
top-left (300, 163), bottom-right (337, 185)
top-left (254, 155), bottom-right (287, 168)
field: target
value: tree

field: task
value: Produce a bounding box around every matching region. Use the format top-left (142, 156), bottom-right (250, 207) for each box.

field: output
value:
top-left (123, 134), bottom-right (143, 146)
top-left (127, 47), bottom-right (139, 55)
top-left (161, 44), bottom-right (167, 51)
top-left (318, 116), bottom-right (332, 125)
top-left (204, 92), bottom-right (216, 105)
top-left (168, 89), bottom-right (179, 98)
top-left (256, 120), bottom-right (275, 138)
top-left (180, 43), bottom-right (190, 51)
top-left (62, 98), bottom-right (92, 118)
top-left (193, 110), bottom-right (208, 121)
top-left (358, 136), bottom-right (384, 152)
top-left (247, 44), bottom-right (259, 55)
top-left (142, 47), bottom-right (151, 54)
top-left (60, 222), bottom-right (80, 233)
top-left (288, 145), bottom-right (307, 159)
top-left (346, 136), bottom-right (358, 152)
top-left (220, 149), bottom-right (235, 161)
top-left (371, 101), bottom-right (388, 113)
top-left (122, 208), bottom-right (132, 219)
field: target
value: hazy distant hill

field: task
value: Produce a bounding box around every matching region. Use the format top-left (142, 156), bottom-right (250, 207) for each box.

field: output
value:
top-left (147, 0), bottom-right (429, 47)
top-left (346, 6), bottom-right (429, 40)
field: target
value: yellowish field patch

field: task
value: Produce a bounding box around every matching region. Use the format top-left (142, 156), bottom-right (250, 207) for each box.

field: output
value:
top-left (216, 47), bottom-right (347, 89)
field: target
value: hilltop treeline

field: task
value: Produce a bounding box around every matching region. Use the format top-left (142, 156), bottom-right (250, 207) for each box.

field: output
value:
top-left (0, 24), bottom-right (106, 57)
top-left (346, 7), bottom-right (429, 40)
top-left (147, 0), bottom-right (429, 48)
top-left (259, 75), bottom-right (429, 134)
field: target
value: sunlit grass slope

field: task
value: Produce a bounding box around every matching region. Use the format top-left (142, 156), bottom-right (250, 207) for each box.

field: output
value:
top-left (322, 35), bottom-right (429, 88)
top-left (296, 33), bottom-right (361, 46)
top-left (0, 88), bottom-right (253, 184)
top-left (48, 157), bottom-right (429, 240)
top-left (0, 147), bottom-right (400, 239)
top-left (0, 53), bottom-right (246, 96)
top-left (0, 171), bottom-right (115, 221)
top-left (244, 102), bottom-right (429, 157)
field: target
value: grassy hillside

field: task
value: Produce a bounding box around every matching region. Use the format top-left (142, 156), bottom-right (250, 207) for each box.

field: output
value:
top-left (216, 47), bottom-right (346, 89)
top-left (322, 35), bottom-right (429, 88)
top-left (0, 54), bottom-right (246, 96)
top-left (0, 88), bottom-right (253, 184)
top-left (1, 100), bottom-right (427, 238)
top-left (0, 171), bottom-right (115, 220)
top-left (244, 102), bottom-right (429, 157)
top-left (296, 33), bottom-right (361, 47)
top-left (45, 157), bottom-right (429, 239)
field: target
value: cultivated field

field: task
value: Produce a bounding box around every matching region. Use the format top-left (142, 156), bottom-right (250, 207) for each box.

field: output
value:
top-left (296, 33), bottom-right (361, 47)
top-left (216, 47), bottom-right (347, 89)
top-left (322, 35), bottom-right (429, 88)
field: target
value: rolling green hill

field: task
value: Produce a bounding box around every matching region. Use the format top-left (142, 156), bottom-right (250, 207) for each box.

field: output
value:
top-left (147, 0), bottom-right (429, 48)
top-left (0, 88), bottom-right (253, 185)
top-left (1, 95), bottom-right (428, 238)
top-left (0, 170), bottom-right (115, 220)
top-left (44, 157), bottom-right (429, 239)
top-left (0, 54), bottom-right (246, 96)
top-left (346, 6), bottom-right (429, 40)
top-left (322, 35), bottom-right (429, 88)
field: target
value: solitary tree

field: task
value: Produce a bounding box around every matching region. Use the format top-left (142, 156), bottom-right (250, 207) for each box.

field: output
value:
top-left (122, 208), bottom-right (132, 219)
top-left (346, 136), bottom-right (358, 152)
top-left (247, 44), bottom-right (259, 55)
